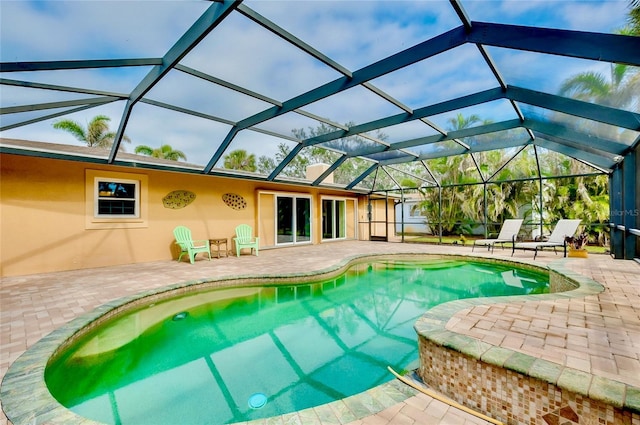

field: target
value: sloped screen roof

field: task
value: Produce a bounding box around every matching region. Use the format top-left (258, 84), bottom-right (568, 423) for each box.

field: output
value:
top-left (1, 0), bottom-right (639, 193)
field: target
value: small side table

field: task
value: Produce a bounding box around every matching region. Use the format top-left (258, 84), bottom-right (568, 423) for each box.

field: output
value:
top-left (209, 238), bottom-right (228, 258)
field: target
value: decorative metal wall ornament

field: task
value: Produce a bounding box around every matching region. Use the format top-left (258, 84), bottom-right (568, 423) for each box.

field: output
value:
top-left (222, 193), bottom-right (247, 210)
top-left (162, 190), bottom-right (196, 209)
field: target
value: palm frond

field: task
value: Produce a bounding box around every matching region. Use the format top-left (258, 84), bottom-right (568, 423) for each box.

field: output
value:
top-left (135, 145), bottom-right (154, 156)
top-left (558, 72), bottom-right (610, 100)
top-left (52, 120), bottom-right (86, 142)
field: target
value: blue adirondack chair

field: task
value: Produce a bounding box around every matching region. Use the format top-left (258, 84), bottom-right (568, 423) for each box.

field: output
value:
top-left (173, 226), bottom-right (211, 264)
top-left (234, 224), bottom-right (259, 257)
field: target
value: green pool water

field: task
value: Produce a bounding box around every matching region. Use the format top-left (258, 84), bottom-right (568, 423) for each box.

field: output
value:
top-left (45, 259), bottom-right (548, 425)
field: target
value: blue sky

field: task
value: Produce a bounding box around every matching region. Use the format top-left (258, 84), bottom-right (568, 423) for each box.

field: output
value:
top-left (0, 0), bottom-right (632, 165)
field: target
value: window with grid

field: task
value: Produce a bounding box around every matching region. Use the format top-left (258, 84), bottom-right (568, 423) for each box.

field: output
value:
top-left (95, 179), bottom-right (139, 218)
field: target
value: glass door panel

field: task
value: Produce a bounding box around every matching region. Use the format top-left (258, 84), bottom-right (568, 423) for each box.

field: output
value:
top-left (277, 197), bottom-right (293, 244)
top-left (277, 195), bottom-right (311, 245)
top-left (322, 199), bottom-right (346, 240)
top-left (296, 198), bottom-right (311, 243)
top-left (322, 199), bottom-right (333, 239)
top-left (335, 200), bottom-right (345, 238)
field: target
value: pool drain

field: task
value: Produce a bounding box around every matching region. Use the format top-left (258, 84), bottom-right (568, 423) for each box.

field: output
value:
top-left (172, 312), bottom-right (188, 321)
top-left (248, 393), bottom-right (267, 409)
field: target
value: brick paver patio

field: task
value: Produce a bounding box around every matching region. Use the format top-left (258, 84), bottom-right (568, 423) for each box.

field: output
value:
top-left (1, 241), bottom-right (638, 425)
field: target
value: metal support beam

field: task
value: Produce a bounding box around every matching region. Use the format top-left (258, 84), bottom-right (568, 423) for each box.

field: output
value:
top-left (468, 22), bottom-right (640, 66)
top-left (0, 78), bottom-right (127, 98)
top-left (237, 4), bottom-right (352, 77)
top-left (636, 148), bottom-right (640, 260)
top-left (507, 86), bottom-right (640, 130)
top-left (525, 119), bottom-right (629, 155)
top-left (302, 87), bottom-right (504, 150)
top-left (109, 99), bottom-right (135, 161)
top-left (0, 103), bottom-right (111, 131)
top-left (438, 186), bottom-right (443, 244)
top-left (610, 166), bottom-right (625, 259)
top-left (623, 149), bottom-right (638, 259)
top-left (267, 144), bottom-right (304, 181)
top-left (133, 2), bottom-right (240, 105)
top-left (109, 0), bottom-right (241, 163)
top-left (399, 189), bottom-right (405, 243)
top-left (231, 26), bottom-right (469, 132)
top-left (205, 128), bottom-right (239, 173)
top-left (312, 157), bottom-right (347, 186)
top-left (1, 96), bottom-right (120, 114)
top-left (483, 182), bottom-right (488, 238)
top-left (533, 138), bottom-right (614, 171)
top-left (346, 164), bottom-right (378, 190)
top-left (487, 145), bottom-right (528, 182)
top-left (0, 58), bottom-right (162, 73)
top-left (389, 118), bottom-right (522, 152)
top-left (533, 145), bottom-right (544, 238)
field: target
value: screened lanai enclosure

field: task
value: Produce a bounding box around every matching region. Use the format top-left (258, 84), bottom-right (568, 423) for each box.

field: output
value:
top-left (1, 0), bottom-right (639, 260)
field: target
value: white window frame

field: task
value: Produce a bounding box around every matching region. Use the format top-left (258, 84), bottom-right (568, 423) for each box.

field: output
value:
top-left (321, 196), bottom-right (352, 241)
top-left (275, 194), bottom-right (313, 246)
top-left (94, 177), bottom-right (140, 218)
top-left (85, 169), bottom-right (148, 229)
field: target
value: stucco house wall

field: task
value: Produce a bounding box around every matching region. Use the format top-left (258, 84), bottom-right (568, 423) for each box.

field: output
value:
top-left (0, 151), bottom-right (367, 277)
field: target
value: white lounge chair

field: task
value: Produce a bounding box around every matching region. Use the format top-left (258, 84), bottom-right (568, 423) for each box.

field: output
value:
top-left (472, 219), bottom-right (523, 253)
top-left (512, 219), bottom-right (581, 259)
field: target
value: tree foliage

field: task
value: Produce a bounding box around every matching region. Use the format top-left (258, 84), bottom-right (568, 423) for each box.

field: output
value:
top-left (559, 5), bottom-right (640, 114)
top-left (255, 123), bottom-right (380, 185)
top-left (559, 65), bottom-right (640, 112)
top-left (52, 115), bottom-right (130, 150)
top-left (134, 144), bottom-right (187, 161)
top-left (224, 108), bottom-right (611, 243)
top-left (223, 149), bottom-right (257, 172)
top-left (402, 117), bottom-right (610, 243)
top-left (627, 0), bottom-right (640, 35)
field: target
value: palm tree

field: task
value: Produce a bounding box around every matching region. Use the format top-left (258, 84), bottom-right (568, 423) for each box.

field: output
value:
top-left (446, 113), bottom-right (482, 130)
top-left (134, 144), bottom-right (187, 161)
top-left (627, 0), bottom-right (639, 35)
top-left (539, 171), bottom-right (610, 245)
top-left (558, 10), bottom-right (640, 114)
top-left (223, 149), bottom-right (257, 171)
top-left (52, 115), bottom-right (130, 149)
top-left (416, 114), bottom-right (491, 234)
top-left (559, 65), bottom-right (640, 111)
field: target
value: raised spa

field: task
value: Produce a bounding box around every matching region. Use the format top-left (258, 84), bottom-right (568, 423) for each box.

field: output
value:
top-left (45, 259), bottom-right (548, 425)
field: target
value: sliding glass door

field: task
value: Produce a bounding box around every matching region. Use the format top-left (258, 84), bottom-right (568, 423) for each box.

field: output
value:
top-left (276, 195), bottom-right (311, 245)
top-left (322, 199), bottom-right (346, 240)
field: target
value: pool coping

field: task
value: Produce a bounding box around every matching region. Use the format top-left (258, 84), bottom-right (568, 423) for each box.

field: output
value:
top-left (414, 258), bottom-right (640, 414)
top-left (0, 253), bottom-right (612, 424)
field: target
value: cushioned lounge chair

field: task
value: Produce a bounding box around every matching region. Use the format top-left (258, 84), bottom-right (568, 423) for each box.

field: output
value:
top-left (512, 219), bottom-right (581, 259)
top-left (173, 226), bottom-right (211, 264)
top-left (234, 224), bottom-right (259, 257)
top-left (472, 219), bottom-right (523, 253)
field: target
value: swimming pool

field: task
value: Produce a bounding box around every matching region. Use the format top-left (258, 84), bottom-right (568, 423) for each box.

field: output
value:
top-left (44, 258), bottom-right (548, 425)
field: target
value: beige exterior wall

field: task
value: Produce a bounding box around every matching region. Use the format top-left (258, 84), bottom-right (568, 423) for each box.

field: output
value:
top-left (0, 153), bottom-right (367, 277)
top-left (258, 192), bottom-right (277, 247)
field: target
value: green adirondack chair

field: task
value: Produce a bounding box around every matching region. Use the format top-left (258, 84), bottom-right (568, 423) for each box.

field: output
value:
top-left (234, 224), bottom-right (259, 257)
top-left (173, 226), bottom-right (211, 264)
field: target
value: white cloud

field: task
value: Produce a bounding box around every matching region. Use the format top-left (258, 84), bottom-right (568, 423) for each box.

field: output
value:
top-left (1, 1), bottom-right (209, 61)
top-left (246, 0), bottom-right (459, 70)
top-left (1, 0), bottom-right (633, 167)
top-left (462, 0), bottom-right (628, 33)
top-left (560, 1), bottom-right (629, 32)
